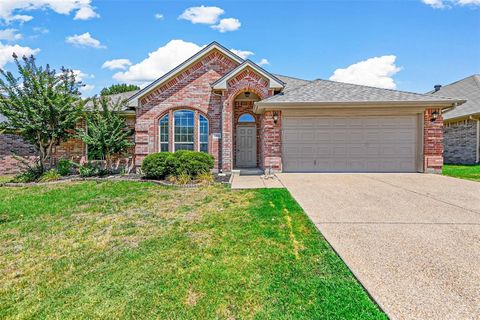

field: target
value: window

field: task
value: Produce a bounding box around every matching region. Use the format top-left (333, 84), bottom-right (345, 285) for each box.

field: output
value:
top-left (174, 110), bottom-right (194, 151)
top-left (239, 113), bottom-right (255, 123)
top-left (159, 114), bottom-right (169, 152)
top-left (199, 115), bottom-right (209, 153)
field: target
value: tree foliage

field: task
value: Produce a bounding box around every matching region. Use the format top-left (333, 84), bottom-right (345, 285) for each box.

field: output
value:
top-left (76, 96), bottom-right (133, 166)
top-left (0, 54), bottom-right (85, 171)
top-left (100, 83), bottom-right (139, 96)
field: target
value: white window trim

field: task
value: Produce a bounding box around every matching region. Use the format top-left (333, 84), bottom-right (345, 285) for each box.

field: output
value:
top-left (173, 109), bottom-right (195, 152)
top-left (159, 114), bottom-right (169, 152)
top-left (199, 114), bottom-right (209, 153)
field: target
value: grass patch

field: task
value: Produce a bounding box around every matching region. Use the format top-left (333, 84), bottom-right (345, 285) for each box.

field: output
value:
top-left (443, 164), bottom-right (480, 181)
top-left (0, 175), bottom-right (13, 183)
top-left (0, 181), bottom-right (386, 319)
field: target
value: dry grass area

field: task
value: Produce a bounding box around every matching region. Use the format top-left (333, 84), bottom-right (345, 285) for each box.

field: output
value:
top-left (0, 181), bottom-right (385, 319)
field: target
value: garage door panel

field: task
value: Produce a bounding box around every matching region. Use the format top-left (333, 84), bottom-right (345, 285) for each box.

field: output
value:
top-left (283, 116), bottom-right (418, 173)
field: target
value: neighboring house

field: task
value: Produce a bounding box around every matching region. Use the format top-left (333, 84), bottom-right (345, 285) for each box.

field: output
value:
top-left (0, 41), bottom-right (465, 175)
top-left (430, 75), bottom-right (480, 164)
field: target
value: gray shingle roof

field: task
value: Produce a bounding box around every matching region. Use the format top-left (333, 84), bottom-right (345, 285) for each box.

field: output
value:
top-left (274, 74), bottom-right (311, 92)
top-left (85, 90), bottom-right (139, 111)
top-left (257, 79), bottom-right (463, 105)
top-left (430, 75), bottom-right (480, 120)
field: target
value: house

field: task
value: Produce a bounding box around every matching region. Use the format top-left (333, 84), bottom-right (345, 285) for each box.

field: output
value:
top-left (430, 75), bottom-right (480, 164)
top-left (0, 42), bottom-right (465, 175)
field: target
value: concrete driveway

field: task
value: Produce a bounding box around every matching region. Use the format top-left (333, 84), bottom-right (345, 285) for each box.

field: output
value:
top-left (277, 173), bottom-right (480, 320)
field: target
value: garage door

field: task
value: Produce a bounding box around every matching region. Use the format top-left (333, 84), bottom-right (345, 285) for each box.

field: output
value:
top-left (282, 116), bottom-right (418, 172)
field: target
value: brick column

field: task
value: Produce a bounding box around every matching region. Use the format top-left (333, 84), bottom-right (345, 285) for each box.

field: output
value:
top-left (221, 100), bottom-right (233, 172)
top-left (423, 108), bottom-right (443, 173)
top-left (261, 111), bottom-right (282, 171)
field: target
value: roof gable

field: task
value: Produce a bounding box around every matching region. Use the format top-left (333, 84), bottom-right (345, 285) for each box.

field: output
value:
top-left (128, 41), bottom-right (244, 106)
top-left (211, 60), bottom-right (285, 90)
top-left (432, 75), bottom-right (480, 120)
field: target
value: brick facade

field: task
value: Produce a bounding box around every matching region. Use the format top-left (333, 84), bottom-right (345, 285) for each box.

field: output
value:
top-left (443, 119), bottom-right (479, 164)
top-left (0, 133), bottom-right (37, 174)
top-left (423, 108), bottom-right (444, 173)
top-left (260, 111), bottom-right (282, 171)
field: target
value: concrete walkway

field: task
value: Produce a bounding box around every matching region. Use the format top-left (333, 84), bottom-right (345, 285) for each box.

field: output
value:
top-left (231, 174), bottom-right (284, 189)
top-left (277, 173), bottom-right (480, 320)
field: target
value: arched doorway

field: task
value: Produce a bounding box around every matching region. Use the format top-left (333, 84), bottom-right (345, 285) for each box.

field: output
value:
top-left (233, 91), bottom-right (261, 168)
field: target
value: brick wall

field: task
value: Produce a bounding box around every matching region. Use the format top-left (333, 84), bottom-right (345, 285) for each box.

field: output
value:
top-left (424, 108), bottom-right (444, 173)
top-left (260, 111), bottom-right (282, 171)
top-left (444, 119), bottom-right (478, 164)
top-left (135, 49), bottom-right (239, 170)
top-left (0, 133), bottom-right (37, 174)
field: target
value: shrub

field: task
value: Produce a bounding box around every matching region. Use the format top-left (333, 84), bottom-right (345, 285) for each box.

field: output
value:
top-left (167, 172), bottom-right (192, 185)
top-left (197, 172), bottom-right (214, 184)
top-left (175, 150), bottom-right (214, 177)
top-left (38, 169), bottom-right (61, 182)
top-left (142, 151), bottom-right (214, 180)
top-left (13, 164), bottom-right (44, 183)
top-left (57, 159), bottom-right (73, 176)
top-left (142, 152), bottom-right (172, 179)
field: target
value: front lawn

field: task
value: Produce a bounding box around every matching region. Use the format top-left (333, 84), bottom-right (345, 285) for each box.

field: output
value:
top-left (443, 164), bottom-right (480, 181)
top-left (0, 181), bottom-right (385, 319)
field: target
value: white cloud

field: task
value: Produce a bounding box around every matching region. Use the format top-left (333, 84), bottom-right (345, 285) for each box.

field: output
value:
top-left (329, 55), bottom-right (402, 89)
top-left (230, 49), bottom-right (254, 60)
top-left (258, 58), bottom-right (270, 66)
top-left (211, 18), bottom-right (241, 32)
top-left (179, 6), bottom-right (224, 24)
top-left (72, 69), bottom-right (94, 82)
top-left (66, 32), bottom-right (105, 49)
top-left (422, 0), bottom-right (480, 8)
top-left (113, 39), bottom-right (204, 84)
top-left (0, 42), bottom-right (39, 68)
top-left (33, 26), bottom-right (49, 34)
top-left (154, 13), bottom-right (164, 20)
top-left (0, 0), bottom-right (99, 23)
top-left (74, 6), bottom-right (99, 20)
top-left (80, 84), bottom-right (95, 92)
top-left (102, 59), bottom-right (132, 70)
top-left (0, 29), bottom-right (22, 41)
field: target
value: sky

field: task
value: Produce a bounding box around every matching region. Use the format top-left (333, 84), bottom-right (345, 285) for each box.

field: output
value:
top-left (0, 0), bottom-right (479, 96)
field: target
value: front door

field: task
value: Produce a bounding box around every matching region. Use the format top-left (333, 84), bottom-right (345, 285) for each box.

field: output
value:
top-left (236, 125), bottom-right (257, 167)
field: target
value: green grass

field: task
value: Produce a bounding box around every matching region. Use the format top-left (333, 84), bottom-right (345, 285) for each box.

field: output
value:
top-left (0, 175), bottom-right (13, 183)
top-left (443, 164), bottom-right (480, 181)
top-left (0, 181), bottom-right (386, 319)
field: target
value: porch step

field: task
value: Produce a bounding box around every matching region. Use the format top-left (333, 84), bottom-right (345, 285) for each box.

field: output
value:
top-left (232, 168), bottom-right (264, 176)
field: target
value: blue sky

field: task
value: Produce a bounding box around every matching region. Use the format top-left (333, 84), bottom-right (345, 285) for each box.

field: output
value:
top-left (0, 0), bottom-right (479, 96)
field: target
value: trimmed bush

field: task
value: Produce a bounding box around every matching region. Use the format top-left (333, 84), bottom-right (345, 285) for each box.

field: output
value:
top-left (57, 159), bottom-right (73, 176)
top-left (38, 169), bottom-right (61, 182)
top-left (142, 152), bottom-right (172, 179)
top-left (142, 151), bottom-right (214, 180)
top-left (175, 150), bottom-right (214, 177)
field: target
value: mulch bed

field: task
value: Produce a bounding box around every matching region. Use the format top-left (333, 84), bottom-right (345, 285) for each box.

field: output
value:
top-left (1, 173), bottom-right (232, 188)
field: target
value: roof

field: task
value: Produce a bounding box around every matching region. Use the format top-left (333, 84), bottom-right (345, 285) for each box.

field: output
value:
top-left (273, 74), bottom-right (311, 92)
top-left (211, 60), bottom-right (285, 90)
top-left (256, 78), bottom-right (464, 108)
top-left (85, 90), bottom-right (139, 112)
top-left (128, 41), bottom-right (244, 106)
top-left (430, 75), bottom-right (480, 120)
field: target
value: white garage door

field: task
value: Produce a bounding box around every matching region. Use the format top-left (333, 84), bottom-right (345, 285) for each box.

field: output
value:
top-left (282, 116), bottom-right (418, 172)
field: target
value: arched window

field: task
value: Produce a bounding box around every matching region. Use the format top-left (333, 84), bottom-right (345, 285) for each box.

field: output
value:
top-left (159, 114), bottom-right (169, 152)
top-left (174, 110), bottom-right (194, 151)
top-left (239, 113), bottom-right (255, 123)
top-left (199, 115), bottom-right (209, 153)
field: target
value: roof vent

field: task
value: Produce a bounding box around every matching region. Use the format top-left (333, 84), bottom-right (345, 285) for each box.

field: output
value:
top-left (434, 84), bottom-right (442, 92)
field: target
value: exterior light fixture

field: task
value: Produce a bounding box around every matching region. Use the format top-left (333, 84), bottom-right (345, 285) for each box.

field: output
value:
top-left (244, 91), bottom-right (251, 98)
top-left (430, 110), bottom-right (439, 122)
top-left (273, 111), bottom-right (279, 124)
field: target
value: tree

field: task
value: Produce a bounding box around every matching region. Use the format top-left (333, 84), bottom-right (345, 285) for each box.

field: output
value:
top-left (0, 54), bottom-right (85, 171)
top-left (76, 96), bottom-right (133, 167)
top-left (100, 83), bottom-right (139, 96)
